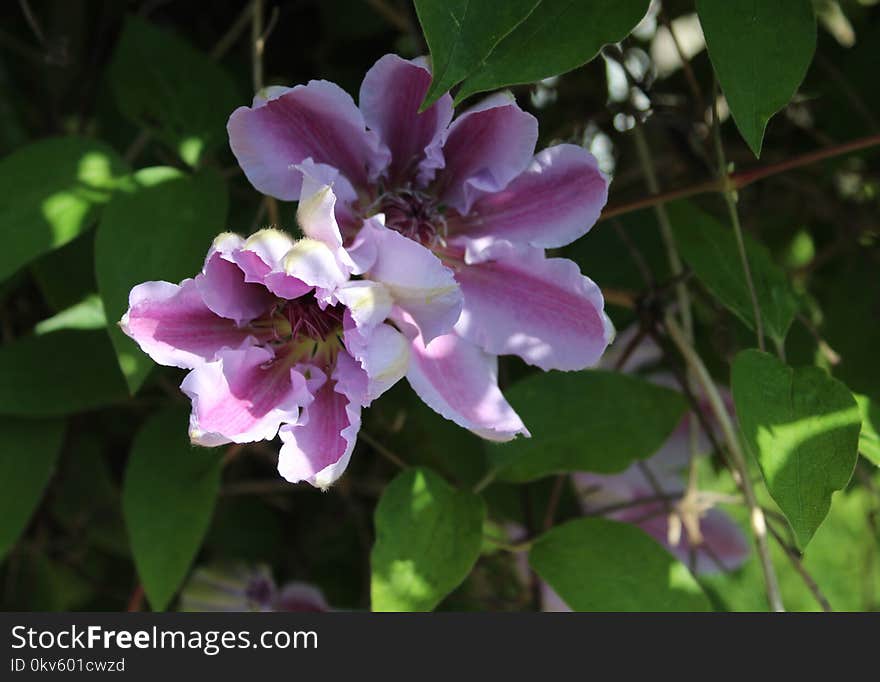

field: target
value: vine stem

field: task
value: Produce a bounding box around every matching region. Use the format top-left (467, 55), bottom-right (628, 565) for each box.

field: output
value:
top-left (711, 85), bottom-right (765, 351)
top-left (600, 132), bottom-right (880, 222)
top-left (664, 314), bottom-right (785, 612)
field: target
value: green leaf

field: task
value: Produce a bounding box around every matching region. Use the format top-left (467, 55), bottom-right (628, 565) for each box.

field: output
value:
top-left (371, 467), bottom-right (485, 611)
top-left (731, 350), bottom-right (860, 548)
top-left (34, 294), bottom-right (106, 335)
top-left (95, 166), bottom-right (229, 393)
top-left (529, 518), bottom-right (711, 611)
top-left (697, 0), bottom-right (816, 156)
top-left (123, 408), bottom-right (222, 611)
top-left (668, 201), bottom-right (800, 345)
top-left (488, 370), bottom-right (687, 483)
top-left (0, 136), bottom-right (128, 282)
top-left (0, 330), bottom-right (128, 416)
top-left (414, 0), bottom-right (540, 108)
top-left (855, 394), bottom-right (880, 466)
top-left (454, 0), bottom-right (651, 103)
top-left (108, 15), bottom-right (241, 166)
top-left (0, 417), bottom-right (65, 560)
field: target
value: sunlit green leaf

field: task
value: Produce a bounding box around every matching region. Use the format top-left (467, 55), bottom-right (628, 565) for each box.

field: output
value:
top-left (371, 467), bottom-right (485, 611)
top-left (34, 294), bottom-right (106, 335)
top-left (95, 166), bottom-right (229, 393)
top-left (732, 350), bottom-right (860, 547)
top-left (0, 330), bottom-right (128, 416)
top-left (0, 136), bottom-right (128, 282)
top-left (454, 0), bottom-right (650, 103)
top-left (855, 394), bottom-right (880, 466)
top-left (123, 408), bottom-right (222, 611)
top-left (0, 417), bottom-right (65, 560)
top-left (697, 0), bottom-right (816, 156)
top-left (529, 518), bottom-right (711, 611)
top-left (414, 0), bottom-right (540, 107)
top-left (668, 201), bottom-right (800, 346)
top-left (489, 370), bottom-right (687, 482)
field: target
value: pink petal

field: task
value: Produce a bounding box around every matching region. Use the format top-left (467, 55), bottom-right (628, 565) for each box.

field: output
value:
top-left (360, 218), bottom-right (462, 343)
top-left (181, 345), bottom-right (311, 445)
top-left (359, 54), bottom-right (453, 186)
top-left (454, 243), bottom-right (613, 371)
top-left (282, 238), bottom-right (348, 299)
top-left (345, 321), bottom-right (410, 403)
top-left (227, 79), bottom-right (389, 200)
top-left (121, 279), bottom-right (256, 369)
top-left (196, 252), bottom-right (275, 325)
top-left (436, 92), bottom-right (538, 214)
top-left (277, 356), bottom-right (363, 490)
top-left (273, 582), bottom-right (330, 612)
top-left (406, 330), bottom-right (528, 442)
top-left (453, 144), bottom-right (608, 249)
top-left (336, 281), bottom-right (393, 333)
top-left (296, 167), bottom-right (357, 274)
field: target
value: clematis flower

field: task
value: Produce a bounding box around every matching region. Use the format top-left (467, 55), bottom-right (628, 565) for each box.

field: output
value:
top-left (179, 563), bottom-right (329, 612)
top-left (228, 54), bottom-right (614, 442)
top-left (120, 186), bottom-right (410, 489)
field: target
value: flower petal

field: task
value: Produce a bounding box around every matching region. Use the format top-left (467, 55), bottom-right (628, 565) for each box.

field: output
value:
top-left (282, 238), bottom-right (348, 298)
top-left (360, 218), bottom-right (462, 343)
top-left (335, 280), bottom-right (393, 332)
top-left (228, 79), bottom-right (389, 200)
top-left (277, 355), bottom-right (363, 490)
top-left (345, 321), bottom-right (410, 403)
top-left (454, 243), bottom-right (613, 371)
top-left (405, 330), bottom-right (528, 441)
top-left (181, 346), bottom-right (311, 445)
top-left (436, 92), bottom-right (538, 214)
top-left (453, 144), bottom-right (608, 249)
top-left (196, 253), bottom-right (275, 325)
top-left (359, 54), bottom-right (453, 186)
top-left (121, 279), bottom-right (256, 369)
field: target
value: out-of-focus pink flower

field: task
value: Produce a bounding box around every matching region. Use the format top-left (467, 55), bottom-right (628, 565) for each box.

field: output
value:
top-left (228, 54), bottom-right (614, 442)
top-left (121, 184), bottom-right (410, 489)
top-left (179, 564), bottom-right (329, 612)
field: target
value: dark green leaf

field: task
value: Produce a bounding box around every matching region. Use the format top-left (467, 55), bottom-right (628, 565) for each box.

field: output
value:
top-left (371, 467), bottom-right (485, 611)
top-left (0, 330), bottom-right (128, 416)
top-left (0, 417), bottom-right (65, 559)
top-left (109, 16), bottom-right (241, 166)
top-left (455, 1), bottom-right (651, 103)
top-left (697, 0), bottom-right (816, 156)
top-left (855, 394), bottom-right (880, 467)
top-left (489, 370), bottom-right (687, 483)
top-left (123, 408), bottom-right (222, 611)
top-left (529, 518), bottom-right (711, 611)
top-left (95, 167), bottom-right (229, 393)
top-left (0, 136), bottom-right (128, 282)
top-left (414, 0), bottom-right (540, 107)
top-left (731, 350), bottom-right (860, 547)
top-left (668, 201), bottom-right (800, 345)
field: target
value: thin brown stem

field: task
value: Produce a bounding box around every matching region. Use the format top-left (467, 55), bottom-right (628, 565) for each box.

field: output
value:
top-left (358, 430), bottom-right (407, 469)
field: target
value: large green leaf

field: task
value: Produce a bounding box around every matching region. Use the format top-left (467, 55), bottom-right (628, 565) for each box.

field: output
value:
top-left (529, 518), bottom-right (711, 611)
top-left (0, 136), bottom-right (128, 282)
top-left (731, 350), bottom-right (860, 548)
top-left (414, 0), bottom-right (540, 107)
top-left (371, 467), bottom-right (485, 611)
top-left (0, 417), bottom-right (65, 559)
top-left (489, 370), bottom-right (687, 482)
top-left (855, 394), bottom-right (879, 467)
top-left (95, 166), bottom-right (228, 393)
top-left (123, 408), bottom-right (222, 611)
top-left (697, 0), bottom-right (816, 156)
top-left (0, 330), bottom-right (128, 416)
top-left (108, 16), bottom-right (241, 166)
top-left (668, 201), bottom-right (800, 346)
top-left (454, 1), bottom-right (650, 103)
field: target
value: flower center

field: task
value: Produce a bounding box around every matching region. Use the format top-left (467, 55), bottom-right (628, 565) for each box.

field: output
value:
top-left (250, 295), bottom-right (344, 365)
top-left (377, 189), bottom-right (447, 248)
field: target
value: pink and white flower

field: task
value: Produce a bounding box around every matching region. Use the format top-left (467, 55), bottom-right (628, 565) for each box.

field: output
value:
top-left (121, 184), bottom-right (410, 489)
top-left (228, 54), bottom-right (614, 442)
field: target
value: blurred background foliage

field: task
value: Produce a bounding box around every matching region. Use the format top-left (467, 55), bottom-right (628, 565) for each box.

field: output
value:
top-left (0, 0), bottom-right (877, 612)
